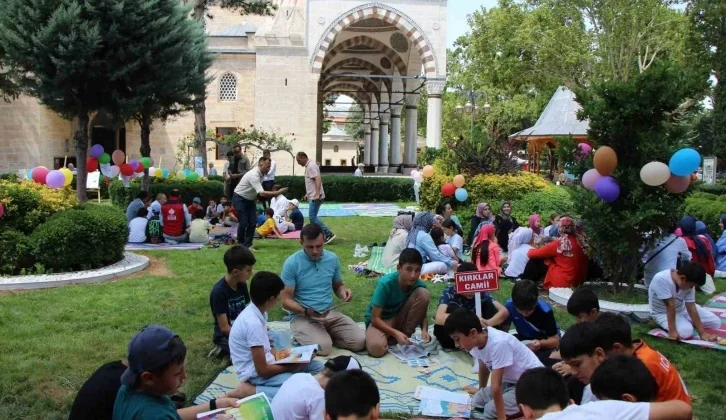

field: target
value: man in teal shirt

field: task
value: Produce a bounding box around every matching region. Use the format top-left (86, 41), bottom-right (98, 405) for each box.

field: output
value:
top-left (281, 224), bottom-right (366, 356)
top-left (365, 248), bottom-right (431, 357)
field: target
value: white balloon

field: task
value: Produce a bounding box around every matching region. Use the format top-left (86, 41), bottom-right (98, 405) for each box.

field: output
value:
top-left (640, 161), bottom-right (671, 186)
top-left (100, 163), bottom-right (113, 177)
top-left (413, 173), bottom-right (424, 183)
top-left (109, 165), bottom-right (120, 177)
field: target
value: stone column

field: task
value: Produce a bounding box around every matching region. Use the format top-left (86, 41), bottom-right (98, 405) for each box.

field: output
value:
top-left (363, 122), bottom-right (371, 165)
top-left (378, 112), bottom-right (390, 173)
top-left (316, 96), bottom-right (324, 164)
top-left (426, 80), bottom-right (445, 149)
top-left (404, 92), bottom-right (420, 175)
top-left (389, 105), bottom-right (402, 173)
top-left (370, 120), bottom-right (380, 168)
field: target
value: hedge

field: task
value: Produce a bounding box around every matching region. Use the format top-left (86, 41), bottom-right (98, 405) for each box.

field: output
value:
top-left (0, 228), bottom-right (35, 275)
top-left (683, 196), bottom-right (726, 238)
top-left (693, 183), bottom-right (726, 195)
top-left (110, 175), bottom-right (415, 207)
top-left (0, 180), bottom-right (78, 234)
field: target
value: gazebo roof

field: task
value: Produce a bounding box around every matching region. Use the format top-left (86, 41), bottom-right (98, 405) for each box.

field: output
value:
top-left (510, 86), bottom-right (589, 140)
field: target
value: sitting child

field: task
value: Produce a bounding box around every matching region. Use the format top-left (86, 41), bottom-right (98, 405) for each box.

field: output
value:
top-left (433, 262), bottom-right (509, 349)
top-left (221, 201), bottom-right (238, 226)
top-left (515, 367), bottom-right (693, 420)
top-left (443, 219), bottom-right (464, 260)
top-left (504, 280), bottom-right (560, 366)
top-left (289, 199), bottom-right (304, 231)
top-left (128, 208), bottom-right (149, 243)
top-left (566, 287), bottom-right (601, 323)
top-left (229, 271), bottom-right (324, 399)
top-left (188, 209), bottom-right (212, 243)
top-left (472, 224), bottom-right (502, 274)
top-left (590, 355), bottom-right (658, 403)
top-left (209, 246), bottom-right (256, 358)
top-left (648, 262), bottom-right (720, 341)
top-left (256, 208), bottom-right (283, 239)
top-left (206, 199), bottom-right (219, 224)
top-left (324, 370), bottom-right (380, 420)
top-left (559, 322), bottom-right (606, 404)
top-left (445, 308), bottom-right (543, 419)
top-left (146, 205), bottom-right (163, 244)
top-left (364, 248), bottom-right (431, 357)
top-left (431, 227), bottom-right (459, 262)
top-left (595, 312), bottom-right (691, 403)
top-left (271, 356), bottom-right (362, 420)
top-left (188, 197), bottom-right (204, 216)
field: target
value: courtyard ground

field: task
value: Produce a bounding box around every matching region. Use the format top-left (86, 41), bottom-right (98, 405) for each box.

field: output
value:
top-left (0, 216), bottom-right (724, 419)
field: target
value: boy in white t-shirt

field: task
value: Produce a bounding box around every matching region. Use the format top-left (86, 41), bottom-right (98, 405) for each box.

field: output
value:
top-left (648, 263), bottom-right (720, 341)
top-left (128, 208), bottom-right (149, 243)
top-left (444, 308), bottom-right (543, 418)
top-left (229, 272), bottom-right (324, 400)
top-left (271, 355), bottom-right (362, 420)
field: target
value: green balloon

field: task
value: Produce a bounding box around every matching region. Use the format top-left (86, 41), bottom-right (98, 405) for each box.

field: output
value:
top-left (99, 153), bottom-right (111, 164)
top-left (140, 157), bottom-right (152, 168)
top-left (187, 172), bottom-right (199, 181)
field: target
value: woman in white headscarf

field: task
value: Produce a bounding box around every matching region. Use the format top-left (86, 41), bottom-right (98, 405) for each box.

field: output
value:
top-left (382, 214), bottom-right (414, 268)
top-left (504, 227), bottom-right (534, 278)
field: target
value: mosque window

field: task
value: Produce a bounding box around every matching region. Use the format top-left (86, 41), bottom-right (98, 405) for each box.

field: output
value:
top-left (219, 73), bottom-right (237, 102)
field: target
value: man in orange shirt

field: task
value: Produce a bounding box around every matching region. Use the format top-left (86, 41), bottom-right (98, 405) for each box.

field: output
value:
top-left (595, 312), bottom-right (690, 404)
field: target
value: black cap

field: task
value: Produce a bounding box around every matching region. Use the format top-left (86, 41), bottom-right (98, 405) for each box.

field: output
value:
top-left (120, 325), bottom-right (179, 386)
top-left (324, 355), bottom-right (362, 372)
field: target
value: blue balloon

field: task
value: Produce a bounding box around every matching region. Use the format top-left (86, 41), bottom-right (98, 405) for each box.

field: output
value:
top-left (162, 168), bottom-right (169, 178)
top-left (669, 148), bottom-right (701, 177)
top-left (183, 168), bottom-right (191, 176)
top-left (26, 168), bottom-right (34, 180)
top-left (454, 187), bottom-right (468, 202)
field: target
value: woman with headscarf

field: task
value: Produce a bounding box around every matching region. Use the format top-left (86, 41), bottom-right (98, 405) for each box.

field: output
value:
top-left (678, 216), bottom-right (715, 276)
top-left (526, 217), bottom-right (588, 289)
top-left (382, 214), bottom-right (414, 268)
top-left (493, 201), bottom-right (519, 253)
top-left (529, 214), bottom-right (543, 245)
top-left (505, 227), bottom-right (534, 278)
top-left (716, 215), bottom-right (726, 277)
top-left (407, 212), bottom-right (456, 274)
top-left (469, 202), bottom-right (495, 244)
top-left (696, 220), bottom-right (718, 259)
top-left (436, 201), bottom-right (464, 236)
top-left (472, 224), bottom-right (502, 274)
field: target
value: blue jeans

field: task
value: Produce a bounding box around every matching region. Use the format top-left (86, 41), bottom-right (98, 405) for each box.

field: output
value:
top-left (248, 359), bottom-right (324, 400)
top-left (308, 199), bottom-right (332, 236)
top-left (232, 193), bottom-right (257, 247)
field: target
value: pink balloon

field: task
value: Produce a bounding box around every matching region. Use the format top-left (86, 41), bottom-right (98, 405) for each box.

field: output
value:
top-left (664, 175), bottom-right (691, 193)
top-left (110, 165), bottom-right (120, 177)
top-left (578, 143), bottom-right (592, 156)
top-left (112, 150), bottom-right (126, 166)
top-left (581, 169), bottom-right (602, 190)
top-left (45, 170), bottom-right (66, 189)
top-left (31, 166), bottom-right (49, 184)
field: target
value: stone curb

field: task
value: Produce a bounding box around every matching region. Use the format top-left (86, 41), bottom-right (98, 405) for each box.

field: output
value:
top-left (549, 286), bottom-right (651, 321)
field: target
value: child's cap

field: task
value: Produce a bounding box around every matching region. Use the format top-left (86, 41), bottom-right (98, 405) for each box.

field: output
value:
top-left (324, 355), bottom-right (362, 372)
top-left (193, 197), bottom-right (201, 204)
top-left (121, 325), bottom-right (179, 386)
top-left (290, 199), bottom-right (300, 208)
top-left (150, 202), bottom-right (161, 214)
top-left (358, 163), bottom-right (364, 167)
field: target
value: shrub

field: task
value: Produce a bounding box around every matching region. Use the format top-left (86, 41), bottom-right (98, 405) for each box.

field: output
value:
top-left (110, 178), bottom-right (225, 207)
top-left (0, 180), bottom-right (78, 234)
top-left (694, 183), bottom-right (726, 195)
top-left (208, 175), bottom-right (225, 182)
top-left (0, 228), bottom-right (35, 275)
top-left (31, 204), bottom-right (128, 273)
top-left (510, 187), bottom-right (577, 222)
top-left (683, 197), bottom-right (726, 238)
top-left (0, 173), bottom-right (19, 182)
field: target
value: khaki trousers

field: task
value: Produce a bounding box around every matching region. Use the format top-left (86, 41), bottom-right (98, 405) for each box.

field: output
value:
top-left (365, 287), bottom-right (430, 358)
top-left (291, 310), bottom-right (366, 356)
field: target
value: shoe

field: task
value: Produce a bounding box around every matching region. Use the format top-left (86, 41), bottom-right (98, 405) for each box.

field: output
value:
top-left (248, 246), bottom-right (258, 252)
top-left (325, 233), bottom-right (336, 244)
top-left (207, 345), bottom-right (222, 359)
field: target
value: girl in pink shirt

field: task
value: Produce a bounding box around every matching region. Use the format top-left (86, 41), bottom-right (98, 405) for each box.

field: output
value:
top-left (472, 224), bottom-right (502, 274)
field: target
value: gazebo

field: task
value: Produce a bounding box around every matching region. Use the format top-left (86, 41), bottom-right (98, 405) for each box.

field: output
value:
top-left (510, 86), bottom-right (590, 174)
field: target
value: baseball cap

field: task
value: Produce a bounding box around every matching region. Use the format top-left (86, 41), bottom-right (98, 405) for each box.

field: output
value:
top-left (150, 202), bottom-right (161, 214)
top-left (193, 197), bottom-right (201, 203)
top-left (324, 355), bottom-right (362, 372)
top-left (290, 199), bottom-right (300, 208)
top-left (120, 325), bottom-right (180, 386)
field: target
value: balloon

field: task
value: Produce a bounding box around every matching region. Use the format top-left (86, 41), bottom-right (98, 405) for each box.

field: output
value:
top-left (413, 173), bottom-right (424, 184)
top-left (593, 146), bottom-right (617, 176)
top-left (410, 170), bottom-right (419, 179)
top-left (162, 168), bottom-right (169, 178)
top-left (32, 166), bottom-right (49, 184)
top-left (176, 170), bottom-right (187, 180)
top-left (187, 172), bottom-right (199, 181)
top-left (134, 162), bottom-right (145, 173)
top-left (140, 157), bottom-right (152, 168)
top-left (45, 170), bottom-right (66, 189)
top-left (0, 203), bottom-right (4, 219)
top-left (86, 158), bottom-right (99, 173)
top-left (99, 153), bottom-right (111, 164)
top-left (129, 159), bottom-right (139, 170)
top-left (639, 161), bottom-right (671, 186)
top-left (669, 148), bottom-right (701, 177)
top-left (112, 150), bottom-right (126, 166)
top-left (183, 168), bottom-right (191, 176)
top-left (664, 175), bottom-right (691, 193)
top-left (577, 143), bottom-right (592, 156)
top-left (453, 174), bottom-right (466, 188)
top-left (59, 168), bottom-right (73, 186)
top-left (594, 176), bottom-right (620, 203)
top-left (422, 165), bottom-right (435, 178)
top-left (581, 169), bottom-right (602, 190)
top-left (455, 188), bottom-right (468, 202)
top-left (26, 168), bottom-right (34, 180)
top-left (110, 165), bottom-right (120, 178)
top-left (120, 163), bottom-right (134, 177)
top-left (154, 168), bottom-right (163, 178)
top-left (90, 144), bottom-right (104, 158)
top-left (441, 183), bottom-right (456, 197)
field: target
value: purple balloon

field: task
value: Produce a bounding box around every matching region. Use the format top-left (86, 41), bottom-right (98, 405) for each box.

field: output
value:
top-left (594, 176), bottom-right (620, 203)
top-left (90, 144), bottom-right (104, 158)
top-left (46, 170), bottom-right (66, 189)
top-left (129, 159), bottom-right (139, 170)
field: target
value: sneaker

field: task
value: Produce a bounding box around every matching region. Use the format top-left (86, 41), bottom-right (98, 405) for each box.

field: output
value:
top-left (325, 233), bottom-right (336, 244)
top-left (206, 345), bottom-right (222, 359)
top-left (248, 246), bottom-right (258, 252)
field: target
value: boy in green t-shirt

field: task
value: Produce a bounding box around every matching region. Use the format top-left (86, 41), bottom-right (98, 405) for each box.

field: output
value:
top-left (364, 248), bottom-right (431, 358)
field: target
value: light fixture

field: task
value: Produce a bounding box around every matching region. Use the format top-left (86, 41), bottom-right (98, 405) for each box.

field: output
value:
top-left (464, 102), bottom-right (473, 114)
top-left (455, 105), bottom-right (463, 115)
top-left (483, 102), bottom-right (491, 113)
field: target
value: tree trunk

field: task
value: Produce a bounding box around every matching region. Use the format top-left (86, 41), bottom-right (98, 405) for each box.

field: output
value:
top-left (192, 0), bottom-right (208, 176)
top-left (74, 114), bottom-right (90, 203)
top-left (140, 115), bottom-right (152, 192)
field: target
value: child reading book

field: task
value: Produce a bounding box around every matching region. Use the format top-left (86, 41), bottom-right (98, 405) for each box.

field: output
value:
top-left (229, 272), bottom-right (324, 399)
top-left (324, 370), bottom-right (380, 420)
top-left (504, 280), bottom-right (560, 366)
top-left (566, 287), bottom-right (601, 323)
top-left (559, 322), bottom-right (606, 404)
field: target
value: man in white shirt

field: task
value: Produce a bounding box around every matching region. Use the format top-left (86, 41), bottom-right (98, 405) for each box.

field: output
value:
top-left (642, 233), bottom-right (691, 286)
top-left (232, 157), bottom-right (288, 249)
top-left (261, 150), bottom-right (277, 209)
top-left (271, 355), bottom-right (361, 420)
top-left (354, 163), bottom-right (364, 177)
top-left (208, 162), bottom-right (218, 176)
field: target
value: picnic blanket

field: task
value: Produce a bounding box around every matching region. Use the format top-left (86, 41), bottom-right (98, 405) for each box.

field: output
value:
top-left (193, 322), bottom-right (478, 414)
top-left (296, 203), bottom-right (403, 218)
top-left (647, 292), bottom-right (726, 351)
top-left (124, 242), bottom-right (204, 251)
top-left (209, 225), bottom-right (236, 239)
top-left (268, 230), bottom-right (300, 240)
top-left (366, 246), bottom-right (396, 275)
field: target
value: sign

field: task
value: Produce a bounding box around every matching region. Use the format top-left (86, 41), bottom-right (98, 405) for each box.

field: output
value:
top-left (703, 156), bottom-right (717, 185)
top-left (86, 171), bottom-right (100, 189)
top-left (455, 270), bottom-right (499, 294)
top-left (195, 156), bottom-right (204, 177)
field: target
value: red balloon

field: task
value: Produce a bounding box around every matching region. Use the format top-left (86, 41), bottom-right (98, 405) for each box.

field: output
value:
top-left (120, 163), bottom-right (134, 177)
top-left (86, 157), bottom-right (99, 173)
top-left (135, 162), bottom-right (145, 173)
top-left (32, 166), bottom-right (49, 184)
top-left (441, 183), bottom-right (457, 197)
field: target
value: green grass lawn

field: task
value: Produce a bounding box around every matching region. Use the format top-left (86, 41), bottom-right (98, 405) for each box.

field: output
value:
top-left (0, 216), bottom-right (724, 419)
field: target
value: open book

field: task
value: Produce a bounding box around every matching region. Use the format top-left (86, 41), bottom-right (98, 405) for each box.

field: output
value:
top-left (415, 386), bottom-right (471, 418)
top-left (271, 344), bottom-right (320, 364)
top-left (196, 393), bottom-right (272, 419)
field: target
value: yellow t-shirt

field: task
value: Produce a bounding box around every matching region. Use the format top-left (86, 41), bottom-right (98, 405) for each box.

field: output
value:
top-left (256, 218), bottom-right (277, 237)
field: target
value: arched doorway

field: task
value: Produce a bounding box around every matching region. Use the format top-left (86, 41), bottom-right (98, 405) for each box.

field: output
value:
top-left (90, 110), bottom-right (126, 157)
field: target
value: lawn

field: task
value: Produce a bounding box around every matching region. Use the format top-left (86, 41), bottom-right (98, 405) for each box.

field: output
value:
top-left (0, 216), bottom-right (724, 419)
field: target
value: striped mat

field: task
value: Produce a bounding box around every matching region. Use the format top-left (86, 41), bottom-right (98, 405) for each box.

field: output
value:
top-left (124, 242), bottom-right (204, 251)
top-left (366, 246), bottom-right (396, 275)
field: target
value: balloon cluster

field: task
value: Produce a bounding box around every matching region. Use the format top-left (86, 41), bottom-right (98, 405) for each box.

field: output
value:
top-left (26, 166), bottom-right (73, 189)
top-left (638, 148), bottom-right (701, 193)
top-left (582, 146), bottom-right (619, 203)
top-left (88, 145), bottom-right (179, 182)
top-left (410, 165), bottom-right (469, 202)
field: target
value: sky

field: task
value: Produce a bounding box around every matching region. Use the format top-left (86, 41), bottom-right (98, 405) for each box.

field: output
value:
top-left (447, 0), bottom-right (498, 48)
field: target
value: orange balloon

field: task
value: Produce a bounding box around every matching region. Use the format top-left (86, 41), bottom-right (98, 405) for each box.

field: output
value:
top-left (593, 146), bottom-right (617, 176)
top-left (422, 165), bottom-right (435, 178)
top-left (453, 174), bottom-right (465, 188)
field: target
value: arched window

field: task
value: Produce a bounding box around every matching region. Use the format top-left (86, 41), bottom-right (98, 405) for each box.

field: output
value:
top-left (334, 145), bottom-right (339, 153)
top-left (219, 73), bottom-right (237, 102)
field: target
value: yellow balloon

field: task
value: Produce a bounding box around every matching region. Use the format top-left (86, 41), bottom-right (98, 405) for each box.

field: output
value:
top-left (422, 165), bottom-right (435, 178)
top-left (60, 168), bottom-right (73, 186)
top-left (154, 168), bottom-right (163, 178)
top-left (453, 174), bottom-right (465, 188)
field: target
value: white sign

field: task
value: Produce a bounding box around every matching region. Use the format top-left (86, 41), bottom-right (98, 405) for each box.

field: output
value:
top-left (195, 156), bottom-right (205, 177)
top-left (86, 171), bottom-right (100, 189)
top-left (703, 157), bottom-right (717, 185)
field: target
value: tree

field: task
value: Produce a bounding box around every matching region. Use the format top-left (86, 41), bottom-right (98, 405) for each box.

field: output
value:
top-left (344, 104), bottom-right (365, 139)
top-left (0, 42), bottom-right (19, 102)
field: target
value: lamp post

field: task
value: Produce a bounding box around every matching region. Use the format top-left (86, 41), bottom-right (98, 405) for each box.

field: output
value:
top-left (455, 91), bottom-right (490, 141)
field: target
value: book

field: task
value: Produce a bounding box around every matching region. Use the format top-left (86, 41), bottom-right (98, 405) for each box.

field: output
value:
top-left (196, 393), bottom-right (273, 419)
top-left (271, 344), bottom-right (320, 364)
top-left (414, 386), bottom-right (472, 418)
